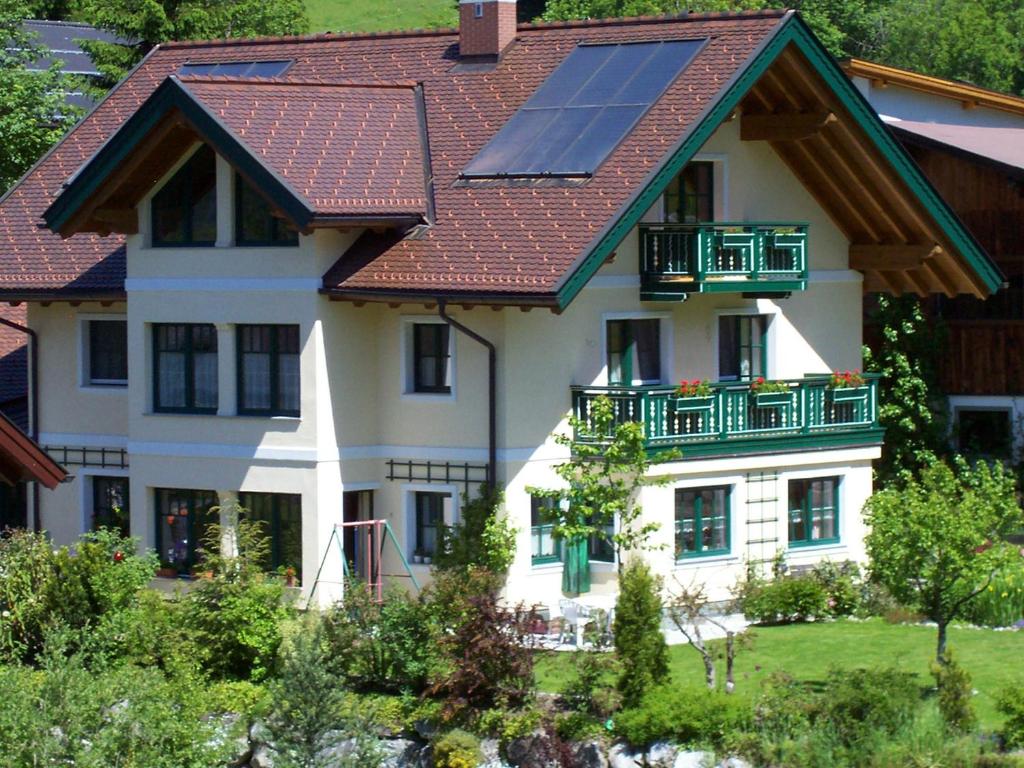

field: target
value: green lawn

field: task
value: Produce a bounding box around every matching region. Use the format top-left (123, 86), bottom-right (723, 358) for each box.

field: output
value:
top-left (305, 0), bottom-right (455, 34)
top-left (535, 619), bottom-right (1023, 730)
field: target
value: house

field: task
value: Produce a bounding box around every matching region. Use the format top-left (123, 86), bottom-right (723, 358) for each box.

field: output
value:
top-left (0, 3), bottom-right (1001, 607)
top-left (20, 19), bottom-right (124, 110)
top-left (844, 60), bottom-right (1024, 460)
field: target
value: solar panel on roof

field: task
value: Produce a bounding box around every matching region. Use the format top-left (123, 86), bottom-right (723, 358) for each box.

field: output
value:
top-left (179, 60), bottom-right (292, 78)
top-left (461, 39), bottom-right (706, 179)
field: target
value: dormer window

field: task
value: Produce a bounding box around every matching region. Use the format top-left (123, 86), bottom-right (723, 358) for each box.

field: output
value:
top-left (664, 161), bottom-right (713, 224)
top-left (235, 173), bottom-right (298, 246)
top-left (151, 145), bottom-right (217, 247)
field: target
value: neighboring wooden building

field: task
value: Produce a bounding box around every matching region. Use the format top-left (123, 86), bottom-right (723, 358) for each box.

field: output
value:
top-left (845, 60), bottom-right (1024, 458)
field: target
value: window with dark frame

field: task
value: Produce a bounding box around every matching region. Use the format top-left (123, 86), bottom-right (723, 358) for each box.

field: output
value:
top-left (675, 486), bottom-right (729, 558)
top-left (155, 488), bottom-right (218, 574)
top-left (237, 325), bottom-right (300, 416)
top-left (153, 323), bottom-right (218, 413)
top-left (718, 315), bottom-right (767, 381)
top-left (956, 409), bottom-right (1012, 459)
top-left (240, 492), bottom-right (302, 579)
top-left (589, 516), bottom-right (615, 563)
top-left (664, 161), bottom-right (714, 223)
top-left (412, 323), bottom-right (451, 394)
top-left (607, 318), bottom-right (661, 386)
top-left (151, 145), bottom-right (217, 246)
top-left (414, 491), bottom-right (446, 557)
top-left (530, 495), bottom-right (560, 565)
top-left (88, 319), bottom-right (127, 385)
top-left (788, 477), bottom-right (839, 546)
top-left (92, 476), bottom-right (129, 538)
top-left (235, 173), bottom-right (298, 246)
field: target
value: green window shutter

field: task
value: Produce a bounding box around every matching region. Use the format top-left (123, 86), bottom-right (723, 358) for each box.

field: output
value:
top-left (562, 536), bottom-right (590, 595)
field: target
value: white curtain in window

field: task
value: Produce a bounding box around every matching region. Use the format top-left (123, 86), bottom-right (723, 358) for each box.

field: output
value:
top-left (278, 353), bottom-right (300, 411)
top-left (193, 352), bottom-right (218, 408)
top-left (159, 352), bottom-right (186, 407)
top-left (244, 353), bottom-right (271, 409)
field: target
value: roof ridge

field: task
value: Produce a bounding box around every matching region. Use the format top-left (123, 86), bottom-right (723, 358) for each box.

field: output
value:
top-left (177, 74), bottom-right (420, 88)
top-left (158, 9), bottom-right (788, 50)
top-left (24, 19), bottom-right (102, 27)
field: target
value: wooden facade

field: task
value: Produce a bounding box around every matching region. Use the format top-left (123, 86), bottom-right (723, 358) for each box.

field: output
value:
top-left (896, 136), bottom-right (1024, 395)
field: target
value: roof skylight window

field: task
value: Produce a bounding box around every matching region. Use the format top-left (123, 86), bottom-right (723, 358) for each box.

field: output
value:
top-left (178, 60), bottom-right (293, 78)
top-left (461, 39), bottom-right (705, 179)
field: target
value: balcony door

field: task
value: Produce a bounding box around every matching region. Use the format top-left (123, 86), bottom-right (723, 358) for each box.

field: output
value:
top-left (607, 318), bottom-right (662, 386)
top-left (342, 490), bottom-right (375, 580)
top-left (718, 314), bottom-right (767, 382)
top-left (664, 161), bottom-right (714, 223)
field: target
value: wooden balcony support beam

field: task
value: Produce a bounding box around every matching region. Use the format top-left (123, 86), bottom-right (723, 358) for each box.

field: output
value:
top-left (740, 111), bottom-right (836, 142)
top-left (849, 243), bottom-right (939, 271)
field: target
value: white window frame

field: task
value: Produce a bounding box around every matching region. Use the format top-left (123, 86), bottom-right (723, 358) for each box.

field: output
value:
top-left (78, 313), bottom-right (128, 391)
top-left (400, 316), bottom-right (457, 401)
top-left (713, 305), bottom-right (781, 382)
top-left (600, 311), bottom-right (673, 387)
top-left (403, 483), bottom-right (459, 561)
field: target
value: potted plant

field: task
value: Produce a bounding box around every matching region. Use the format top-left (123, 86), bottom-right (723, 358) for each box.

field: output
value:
top-left (413, 548), bottom-right (424, 565)
top-left (281, 566), bottom-right (298, 588)
top-left (672, 379), bottom-right (715, 411)
top-left (750, 377), bottom-right (794, 407)
top-left (423, 553), bottom-right (433, 566)
top-left (828, 370), bottom-right (868, 403)
top-left (156, 562), bottom-right (178, 579)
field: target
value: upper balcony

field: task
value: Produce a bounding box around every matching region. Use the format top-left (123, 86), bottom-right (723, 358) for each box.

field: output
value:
top-left (570, 375), bottom-right (881, 459)
top-left (639, 222), bottom-right (808, 300)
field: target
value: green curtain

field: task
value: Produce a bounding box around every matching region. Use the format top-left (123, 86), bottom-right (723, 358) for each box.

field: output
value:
top-left (561, 536), bottom-right (590, 595)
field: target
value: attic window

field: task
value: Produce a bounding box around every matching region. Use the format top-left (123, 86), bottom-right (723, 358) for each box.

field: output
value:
top-left (178, 60), bottom-right (293, 78)
top-left (460, 39), bottom-right (706, 179)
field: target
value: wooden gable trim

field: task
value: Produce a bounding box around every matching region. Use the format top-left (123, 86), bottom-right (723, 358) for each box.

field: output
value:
top-left (554, 13), bottom-right (1002, 309)
top-left (0, 413), bottom-right (66, 489)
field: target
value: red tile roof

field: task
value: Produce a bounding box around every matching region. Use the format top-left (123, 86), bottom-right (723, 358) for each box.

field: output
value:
top-left (0, 410), bottom-right (66, 489)
top-left (0, 11), bottom-right (788, 300)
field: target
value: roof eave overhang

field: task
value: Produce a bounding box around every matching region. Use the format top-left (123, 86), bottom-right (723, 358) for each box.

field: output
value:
top-left (0, 413), bottom-right (67, 489)
top-left (43, 76), bottom-right (316, 236)
top-left (0, 288), bottom-right (127, 303)
top-left (319, 286), bottom-right (560, 308)
top-left (553, 12), bottom-right (1003, 310)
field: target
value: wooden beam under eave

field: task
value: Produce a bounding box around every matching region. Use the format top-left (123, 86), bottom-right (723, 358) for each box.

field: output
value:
top-left (740, 111), bottom-right (836, 142)
top-left (849, 243), bottom-right (938, 271)
top-left (92, 208), bottom-right (139, 235)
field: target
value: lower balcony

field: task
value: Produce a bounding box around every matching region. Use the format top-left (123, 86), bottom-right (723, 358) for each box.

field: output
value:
top-left (570, 375), bottom-right (882, 458)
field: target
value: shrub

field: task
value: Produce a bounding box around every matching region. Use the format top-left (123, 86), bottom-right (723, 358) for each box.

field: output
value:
top-left (965, 551), bottom-right (1024, 628)
top-left (741, 573), bottom-right (830, 625)
top-left (0, 529), bottom-right (56, 662)
top-left (613, 560), bottom-right (668, 707)
top-left (810, 560), bottom-right (862, 617)
top-left (433, 729), bottom-right (482, 768)
top-left (433, 485), bottom-right (517, 575)
top-left (426, 568), bottom-right (536, 712)
top-left (614, 685), bottom-right (749, 749)
top-left (183, 518), bottom-right (292, 681)
top-left (997, 681), bottom-right (1024, 750)
top-left (323, 584), bottom-right (440, 694)
top-left (931, 650), bottom-right (976, 734)
top-left (562, 648), bottom-right (619, 717)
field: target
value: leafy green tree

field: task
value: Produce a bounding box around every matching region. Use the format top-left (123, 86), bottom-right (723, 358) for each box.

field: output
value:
top-left (613, 559), bottom-right (669, 706)
top-left (864, 458), bottom-right (1023, 661)
top-left (76, 0), bottom-right (308, 86)
top-left (864, 294), bottom-right (948, 485)
top-left (0, 0), bottom-right (83, 191)
top-left (529, 395), bottom-right (676, 588)
top-left (433, 485), bottom-right (517, 575)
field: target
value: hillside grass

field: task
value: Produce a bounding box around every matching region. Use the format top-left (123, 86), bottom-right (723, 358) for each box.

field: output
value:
top-left (535, 618), bottom-right (1023, 730)
top-left (305, 0), bottom-right (456, 34)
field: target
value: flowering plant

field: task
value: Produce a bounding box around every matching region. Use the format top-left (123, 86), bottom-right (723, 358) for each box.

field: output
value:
top-left (675, 379), bottom-right (713, 398)
top-left (829, 370), bottom-right (866, 388)
top-left (750, 377), bottom-right (790, 394)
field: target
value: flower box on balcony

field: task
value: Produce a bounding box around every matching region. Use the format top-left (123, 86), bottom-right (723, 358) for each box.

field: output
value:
top-left (753, 390), bottom-right (794, 408)
top-left (829, 386), bottom-right (869, 404)
top-left (671, 395), bottom-right (715, 413)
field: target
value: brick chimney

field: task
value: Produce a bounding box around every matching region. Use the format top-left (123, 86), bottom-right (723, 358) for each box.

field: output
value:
top-left (459, 0), bottom-right (517, 59)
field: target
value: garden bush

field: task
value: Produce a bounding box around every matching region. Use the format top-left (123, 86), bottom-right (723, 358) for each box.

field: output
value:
top-left (613, 560), bottom-right (668, 706)
top-left (932, 651), bottom-right (977, 734)
top-left (0, 529), bottom-right (56, 662)
top-left (182, 519), bottom-right (292, 681)
top-left (997, 681), bottom-right (1024, 750)
top-left (810, 560), bottom-right (862, 617)
top-left (433, 485), bottom-right (517, 575)
top-left (965, 552), bottom-right (1024, 628)
top-left (433, 729), bottom-right (482, 768)
top-left (561, 648), bottom-right (619, 717)
top-left (323, 583), bottom-right (440, 693)
top-left (741, 573), bottom-right (830, 625)
top-left (614, 685), bottom-right (749, 749)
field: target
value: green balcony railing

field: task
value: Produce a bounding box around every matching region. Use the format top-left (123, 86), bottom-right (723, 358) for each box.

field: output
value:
top-left (639, 222), bottom-right (808, 299)
top-left (570, 375), bottom-right (881, 458)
